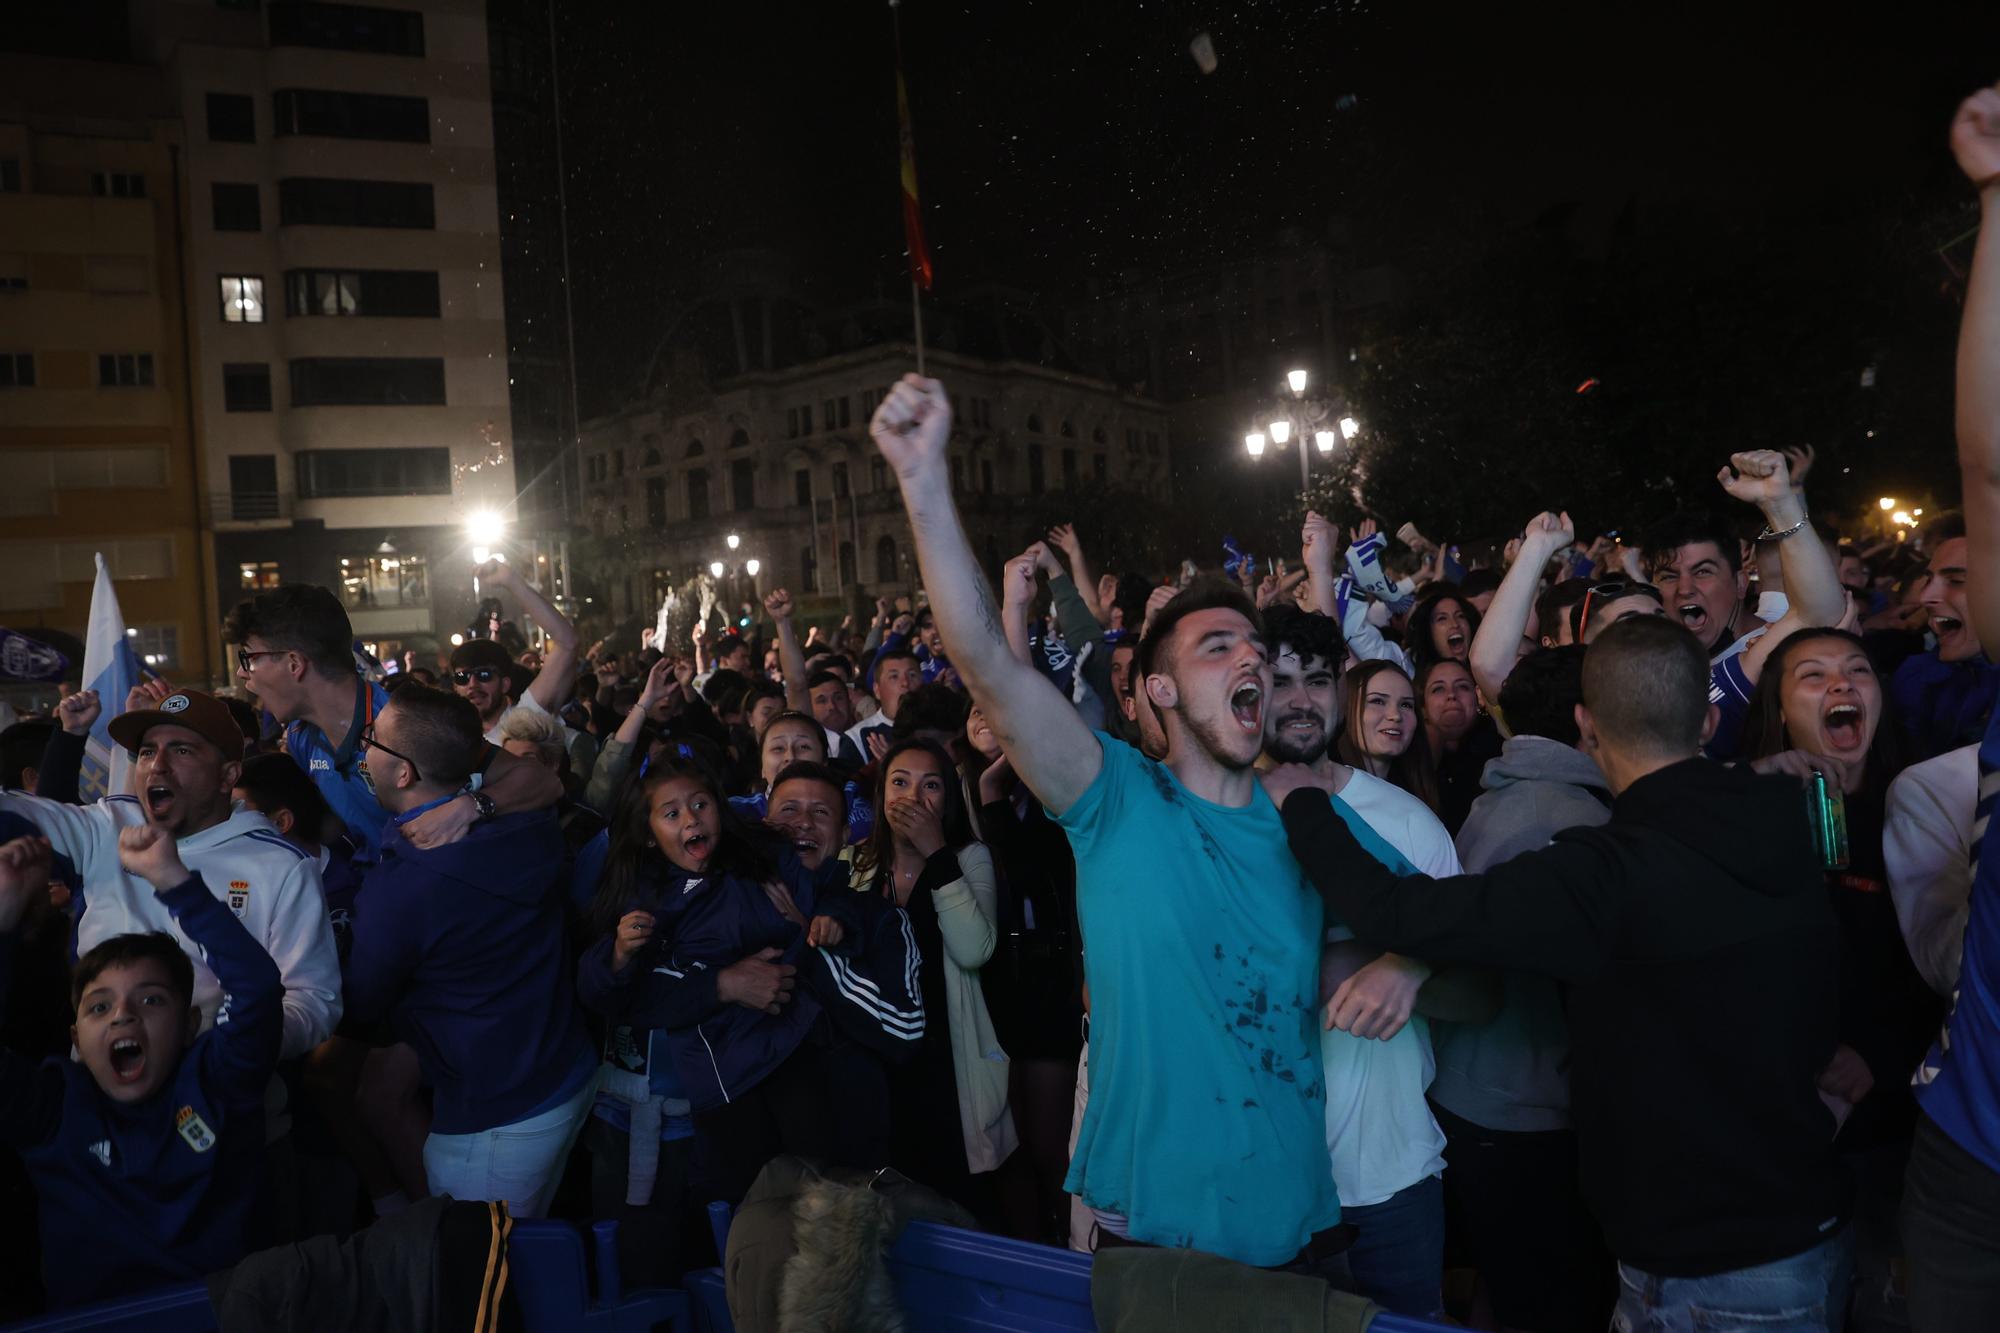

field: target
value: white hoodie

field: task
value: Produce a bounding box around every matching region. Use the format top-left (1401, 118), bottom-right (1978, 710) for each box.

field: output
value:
top-left (0, 792), bottom-right (341, 1058)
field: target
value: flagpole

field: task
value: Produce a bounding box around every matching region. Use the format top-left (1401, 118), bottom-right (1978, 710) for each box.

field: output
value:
top-left (891, 0), bottom-right (926, 374)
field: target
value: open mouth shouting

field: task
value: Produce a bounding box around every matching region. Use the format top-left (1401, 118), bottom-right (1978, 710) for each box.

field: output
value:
top-left (144, 783), bottom-right (178, 824)
top-left (1677, 602), bottom-right (1708, 635)
top-left (1229, 680), bottom-right (1264, 734)
top-left (1445, 631), bottom-right (1467, 656)
top-left (680, 828), bottom-right (714, 863)
top-left (1822, 701), bottom-right (1867, 753)
top-left (107, 1035), bottom-right (147, 1086)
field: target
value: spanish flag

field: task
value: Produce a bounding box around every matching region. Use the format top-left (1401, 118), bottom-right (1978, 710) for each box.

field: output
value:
top-left (896, 67), bottom-right (933, 291)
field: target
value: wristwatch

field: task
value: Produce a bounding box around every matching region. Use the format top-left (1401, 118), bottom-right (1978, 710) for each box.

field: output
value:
top-left (467, 790), bottom-right (498, 823)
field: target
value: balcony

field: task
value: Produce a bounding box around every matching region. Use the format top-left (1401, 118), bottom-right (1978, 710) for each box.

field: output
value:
top-left (210, 491), bottom-right (293, 525)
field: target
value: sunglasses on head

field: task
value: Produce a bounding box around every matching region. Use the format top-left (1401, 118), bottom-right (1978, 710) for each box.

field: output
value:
top-left (452, 667), bottom-right (500, 686)
top-left (1574, 581), bottom-right (1665, 637)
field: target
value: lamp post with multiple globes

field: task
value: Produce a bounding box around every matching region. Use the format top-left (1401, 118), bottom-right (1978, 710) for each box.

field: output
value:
top-left (1245, 368), bottom-right (1359, 491)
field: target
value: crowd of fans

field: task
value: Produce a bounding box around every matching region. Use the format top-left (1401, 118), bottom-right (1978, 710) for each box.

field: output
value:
top-left (1, 88), bottom-right (1998, 1332)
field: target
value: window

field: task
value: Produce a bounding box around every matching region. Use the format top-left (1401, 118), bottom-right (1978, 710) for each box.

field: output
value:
top-left (239, 561), bottom-right (282, 590)
top-left (219, 275), bottom-right (265, 322)
top-left (273, 89), bottom-right (429, 143)
top-left (831, 462), bottom-right (848, 498)
top-left (222, 363), bottom-right (272, 412)
top-left (870, 456), bottom-right (887, 492)
top-left (1060, 420), bottom-right (1075, 438)
top-left (793, 468), bottom-right (811, 506)
top-left (228, 455), bottom-right (279, 519)
top-left (0, 159), bottom-right (18, 192)
top-left (268, 2), bottom-right (426, 56)
top-left (289, 357), bottom-right (444, 406)
top-left (1027, 443), bottom-right (1044, 495)
top-left (839, 542), bottom-right (856, 587)
top-left (800, 547), bottom-right (819, 594)
top-left (685, 438), bottom-right (704, 457)
top-left (730, 459), bottom-right (755, 512)
top-left (981, 460), bottom-right (992, 494)
top-left (1092, 426), bottom-right (1107, 444)
top-left (336, 551), bottom-right (428, 608)
top-left (646, 477), bottom-right (666, 528)
top-left (1146, 431), bottom-right (1160, 457)
top-left (824, 399), bottom-right (838, 431)
top-left (296, 448), bottom-right (451, 497)
top-left (0, 354), bottom-right (32, 388)
top-left (212, 182), bottom-right (261, 231)
top-left (613, 449), bottom-right (624, 478)
top-left (729, 428), bottom-right (750, 450)
top-left (284, 268), bottom-right (440, 317)
top-left (1027, 414), bottom-right (1043, 433)
top-left (1094, 453), bottom-right (1108, 483)
top-left (800, 404), bottom-right (814, 435)
top-left (786, 407), bottom-right (798, 439)
top-left (278, 177), bottom-right (434, 228)
top-left (99, 353), bottom-right (154, 388)
top-left (207, 93), bottom-right (256, 143)
top-left (837, 398), bottom-right (852, 428)
top-left (687, 468), bottom-right (709, 519)
top-left (92, 172), bottom-right (146, 199)
top-left (876, 535), bottom-right (898, 584)
top-left (641, 435), bottom-right (661, 466)
top-left (130, 626), bottom-right (179, 672)
top-left (1062, 449), bottom-right (1077, 488)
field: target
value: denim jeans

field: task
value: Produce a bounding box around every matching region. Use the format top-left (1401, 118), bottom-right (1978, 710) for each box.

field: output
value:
top-left (1336, 1174), bottom-right (1445, 1319)
top-left (423, 1074), bottom-right (596, 1218)
top-left (1901, 1110), bottom-right (2000, 1332)
top-left (1611, 1227), bottom-right (1853, 1333)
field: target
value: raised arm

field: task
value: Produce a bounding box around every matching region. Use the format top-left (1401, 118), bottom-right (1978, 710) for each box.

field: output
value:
top-left (479, 558), bottom-right (579, 712)
top-left (1000, 545), bottom-right (1042, 665)
top-left (1471, 511), bottom-right (1570, 700)
top-left (1952, 88), bottom-right (2000, 658)
top-left (764, 589), bottom-right (812, 714)
top-left (1047, 524), bottom-right (1101, 624)
top-left (873, 376), bottom-right (1099, 813)
top-left (1301, 511), bottom-right (1342, 620)
top-left (1721, 450), bottom-right (1845, 686)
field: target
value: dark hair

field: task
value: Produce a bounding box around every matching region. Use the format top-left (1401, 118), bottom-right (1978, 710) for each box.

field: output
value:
top-left (587, 755), bottom-right (783, 940)
top-left (73, 932), bottom-right (193, 1011)
top-left (1569, 579), bottom-right (1666, 642)
top-left (714, 634), bottom-right (749, 660)
top-left (1498, 646), bottom-right (1588, 746)
top-left (1742, 628), bottom-right (1907, 788)
top-left (854, 737), bottom-right (975, 887)
top-left (1534, 579), bottom-right (1594, 646)
top-left (768, 760), bottom-right (849, 822)
top-left (741, 680), bottom-right (785, 714)
top-left (1262, 605), bottom-right (1344, 674)
top-left (1925, 510), bottom-right (1967, 545)
top-left (701, 667), bottom-right (750, 707)
top-left (1135, 577), bottom-right (1260, 680)
top-left (806, 668), bottom-right (848, 694)
top-left (913, 607), bottom-right (935, 629)
top-left (1580, 617), bottom-right (1709, 755)
top-left (223, 585), bottom-right (354, 680)
top-left (874, 646), bottom-right (920, 674)
top-left (1457, 568), bottom-right (1502, 601)
top-left (222, 696), bottom-right (262, 751)
top-left (1336, 659), bottom-right (1440, 813)
top-left (1643, 511), bottom-right (1742, 578)
top-left (380, 683), bottom-right (485, 788)
top-left (449, 637), bottom-right (513, 672)
top-left (758, 709), bottom-right (824, 751)
top-left (1406, 591), bottom-right (1481, 672)
top-left (1112, 572), bottom-right (1158, 632)
top-left (891, 682), bottom-right (969, 739)
top-left (0, 719), bottom-right (55, 791)
top-left (234, 751), bottom-right (336, 846)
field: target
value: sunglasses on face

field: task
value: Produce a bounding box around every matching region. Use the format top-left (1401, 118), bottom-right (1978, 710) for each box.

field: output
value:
top-left (452, 667), bottom-right (500, 687)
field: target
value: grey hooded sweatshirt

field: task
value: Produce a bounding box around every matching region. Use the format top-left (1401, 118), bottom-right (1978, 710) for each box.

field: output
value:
top-left (1429, 735), bottom-right (1611, 1132)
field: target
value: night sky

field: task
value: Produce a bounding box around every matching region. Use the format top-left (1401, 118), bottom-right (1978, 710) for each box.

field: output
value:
top-left (558, 1), bottom-right (2000, 420)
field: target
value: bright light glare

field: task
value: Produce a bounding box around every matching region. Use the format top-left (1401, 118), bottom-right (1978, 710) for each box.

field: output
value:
top-left (449, 633), bottom-right (465, 646)
top-left (745, 558), bottom-right (760, 577)
top-left (467, 510), bottom-right (506, 544)
top-left (1269, 420), bottom-right (1292, 445)
top-left (709, 561), bottom-right (726, 578)
top-left (726, 533), bottom-right (741, 550)
top-left (1315, 430), bottom-right (1336, 454)
top-left (1340, 416), bottom-right (1360, 440)
top-left (1245, 432), bottom-right (1267, 458)
top-left (1286, 368), bottom-right (1309, 395)
top-left (1892, 511), bottom-right (1914, 527)
top-left (1878, 497), bottom-right (1896, 511)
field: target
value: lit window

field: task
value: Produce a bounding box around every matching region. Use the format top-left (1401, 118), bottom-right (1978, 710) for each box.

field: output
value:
top-left (220, 275), bottom-right (265, 323)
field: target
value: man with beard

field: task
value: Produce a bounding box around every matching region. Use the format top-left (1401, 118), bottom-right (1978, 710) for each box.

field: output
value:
top-left (0, 690), bottom-right (339, 1060)
top-left (450, 557), bottom-right (581, 746)
top-left (871, 375), bottom-right (1338, 1270)
top-left (1890, 513), bottom-right (2000, 761)
top-left (1261, 605), bottom-right (1483, 1318)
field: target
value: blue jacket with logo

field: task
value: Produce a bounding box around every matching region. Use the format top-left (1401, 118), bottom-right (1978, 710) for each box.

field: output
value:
top-left (0, 873), bottom-right (283, 1307)
top-left (577, 842), bottom-right (859, 1113)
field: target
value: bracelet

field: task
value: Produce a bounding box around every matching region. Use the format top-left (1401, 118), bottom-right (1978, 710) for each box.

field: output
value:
top-left (1756, 516), bottom-right (1809, 543)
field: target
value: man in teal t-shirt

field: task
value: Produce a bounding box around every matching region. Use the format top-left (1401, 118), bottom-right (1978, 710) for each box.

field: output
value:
top-left (867, 372), bottom-right (1339, 1267)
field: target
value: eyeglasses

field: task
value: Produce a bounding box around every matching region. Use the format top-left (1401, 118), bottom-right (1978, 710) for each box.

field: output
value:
top-left (452, 667), bottom-right (500, 687)
top-left (1575, 581), bottom-right (1665, 637)
top-left (237, 647), bottom-right (285, 674)
top-left (359, 724), bottom-right (422, 783)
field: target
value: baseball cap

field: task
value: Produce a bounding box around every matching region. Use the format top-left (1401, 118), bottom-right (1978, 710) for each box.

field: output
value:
top-left (107, 689), bottom-right (247, 761)
top-left (450, 637), bottom-right (513, 672)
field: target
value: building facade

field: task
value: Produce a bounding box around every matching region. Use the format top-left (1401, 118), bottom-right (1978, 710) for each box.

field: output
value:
top-left (575, 340), bottom-right (1172, 626)
top-left (0, 54), bottom-right (216, 685)
top-left (137, 0), bottom-right (518, 670)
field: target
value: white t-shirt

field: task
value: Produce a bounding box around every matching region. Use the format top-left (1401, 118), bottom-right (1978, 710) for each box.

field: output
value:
top-left (1319, 769), bottom-right (1462, 1207)
top-left (483, 687), bottom-right (551, 747)
top-left (1885, 743), bottom-right (1979, 997)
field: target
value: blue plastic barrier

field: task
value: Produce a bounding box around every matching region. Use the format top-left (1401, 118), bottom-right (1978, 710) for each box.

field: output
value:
top-left (3, 1219), bottom-right (689, 1333)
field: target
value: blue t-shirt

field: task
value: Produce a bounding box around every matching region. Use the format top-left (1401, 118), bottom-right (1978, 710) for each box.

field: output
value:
top-left (1706, 651), bottom-right (1756, 762)
top-left (1914, 705), bottom-right (2000, 1172)
top-left (1058, 734), bottom-right (1339, 1265)
top-left (284, 677), bottom-right (391, 862)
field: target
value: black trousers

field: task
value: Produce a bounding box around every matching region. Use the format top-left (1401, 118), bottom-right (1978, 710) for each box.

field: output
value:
top-left (692, 1034), bottom-right (889, 1205)
top-left (1902, 1109), bottom-right (2000, 1332)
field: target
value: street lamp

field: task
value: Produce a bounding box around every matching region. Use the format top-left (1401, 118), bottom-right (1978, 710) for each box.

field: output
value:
top-left (1340, 416), bottom-right (1360, 440)
top-left (726, 533), bottom-right (741, 551)
top-left (1287, 368), bottom-right (1309, 395)
top-left (1245, 431), bottom-right (1267, 458)
top-left (709, 560), bottom-right (726, 579)
top-left (1315, 430), bottom-right (1336, 454)
top-left (1878, 497), bottom-right (1896, 511)
top-left (1247, 369), bottom-right (1349, 489)
top-left (745, 558), bottom-right (760, 577)
top-left (1268, 420), bottom-right (1292, 445)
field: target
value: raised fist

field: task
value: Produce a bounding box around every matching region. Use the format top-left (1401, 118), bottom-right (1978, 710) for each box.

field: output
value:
top-left (1717, 450), bottom-right (1793, 507)
top-left (56, 689), bottom-right (102, 736)
top-left (118, 824), bottom-right (189, 893)
top-left (1002, 549), bottom-right (1039, 607)
top-left (867, 374), bottom-right (953, 479)
top-left (1301, 511), bottom-right (1340, 571)
top-left (474, 557), bottom-right (514, 587)
top-left (0, 836), bottom-right (52, 934)
top-left (1950, 86), bottom-right (2000, 187)
top-left (763, 588), bottom-right (794, 621)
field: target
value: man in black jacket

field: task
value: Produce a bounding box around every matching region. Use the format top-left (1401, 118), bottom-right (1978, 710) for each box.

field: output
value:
top-left (1266, 615), bottom-right (1855, 1330)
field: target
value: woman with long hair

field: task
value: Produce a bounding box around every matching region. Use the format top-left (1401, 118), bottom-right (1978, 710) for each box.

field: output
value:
top-left (1336, 659), bottom-right (1442, 815)
top-left (854, 736), bottom-right (1016, 1218)
top-left (1406, 590), bottom-right (1481, 675)
top-left (1419, 657), bottom-right (1504, 835)
top-left (726, 710), bottom-right (874, 843)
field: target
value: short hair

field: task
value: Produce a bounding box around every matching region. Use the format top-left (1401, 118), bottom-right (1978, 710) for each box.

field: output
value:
top-left (1458, 568), bottom-right (1502, 601)
top-left (223, 585), bottom-right (354, 680)
top-left (1926, 510), bottom-right (1967, 545)
top-left (1643, 511), bottom-right (1742, 578)
top-left (806, 668), bottom-right (848, 694)
top-left (1136, 578), bottom-right (1260, 680)
top-left (1535, 580), bottom-right (1594, 644)
top-left (742, 679), bottom-right (785, 711)
top-left (73, 932), bottom-right (193, 1012)
top-left (496, 705), bottom-right (566, 766)
top-left (1262, 605), bottom-right (1344, 674)
top-left (1497, 645), bottom-right (1588, 746)
top-left (913, 607), bottom-right (935, 628)
top-left (1580, 617), bottom-right (1710, 756)
top-left (222, 696), bottom-right (262, 749)
top-left (701, 667), bottom-right (750, 707)
top-left (713, 634), bottom-right (749, 661)
top-left (235, 752), bottom-right (336, 843)
top-left (381, 683), bottom-right (484, 788)
top-left (0, 719), bottom-right (55, 790)
top-left (450, 637), bottom-right (514, 673)
top-left (758, 708), bottom-right (823, 747)
top-left (892, 682), bottom-right (969, 738)
top-left (769, 760), bottom-right (848, 820)
top-left (875, 646), bottom-right (920, 673)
